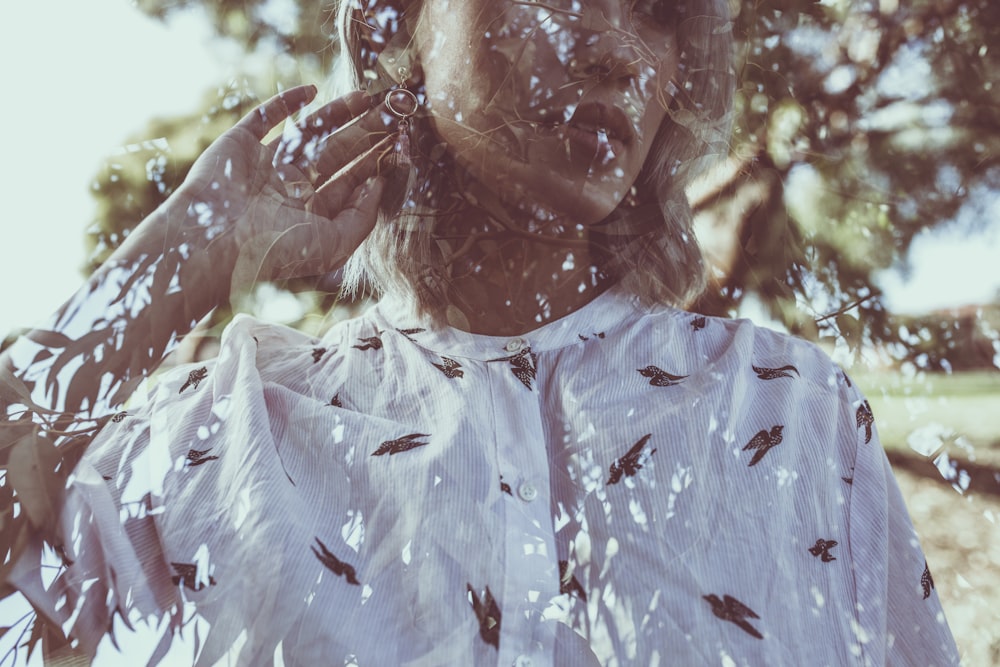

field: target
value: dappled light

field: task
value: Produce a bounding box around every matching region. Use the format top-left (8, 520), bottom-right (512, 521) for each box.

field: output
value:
top-left (1, 0), bottom-right (997, 664)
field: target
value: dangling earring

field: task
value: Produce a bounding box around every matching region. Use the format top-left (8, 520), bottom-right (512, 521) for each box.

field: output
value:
top-left (384, 67), bottom-right (418, 169)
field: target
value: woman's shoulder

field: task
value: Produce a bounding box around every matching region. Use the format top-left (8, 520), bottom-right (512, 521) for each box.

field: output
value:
top-left (636, 305), bottom-right (855, 395)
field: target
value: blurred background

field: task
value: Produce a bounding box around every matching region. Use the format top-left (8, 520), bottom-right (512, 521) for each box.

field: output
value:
top-left (1, 0), bottom-right (998, 663)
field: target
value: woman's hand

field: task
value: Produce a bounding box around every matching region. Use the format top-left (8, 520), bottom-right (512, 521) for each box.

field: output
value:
top-left (176, 84), bottom-right (395, 290)
top-left (0, 85), bottom-right (399, 417)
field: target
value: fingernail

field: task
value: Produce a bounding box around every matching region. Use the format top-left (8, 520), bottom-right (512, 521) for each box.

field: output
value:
top-left (361, 176), bottom-right (380, 196)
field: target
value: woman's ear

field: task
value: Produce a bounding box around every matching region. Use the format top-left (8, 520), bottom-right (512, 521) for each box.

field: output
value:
top-left (348, 0), bottom-right (421, 88)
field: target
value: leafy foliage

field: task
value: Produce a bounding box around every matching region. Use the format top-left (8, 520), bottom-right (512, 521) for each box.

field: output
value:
top-left (3, 0), bottom-right (999, 661)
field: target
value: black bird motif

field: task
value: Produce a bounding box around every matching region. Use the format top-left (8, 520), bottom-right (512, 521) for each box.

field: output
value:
top-left (488, 348), bottom-right (537, 390)
top-left (396, 327), bottom-right (426, 342)
top-left (311, 347), bottom-right (326, 363)
top-left (808, 539), bottom-right (838, 562)
top-left (921, 561), bottom-right (935, 599)
top-left (752, 364), bottom-right (800, 380)
top-left (637, 365), bottom-right (688, 387)
top-left (467, 584), bottom-right (501, 649)
top-left (559, 561), bottom-right (587, 601)
top-left (703, 594), bottom-right (763, 639)
top-left (856, 400), bottom-right (874, 444)
top-left (841, 371), bottom-right (853, 387)
top-left (171, 562), bottom-right (216, 592)
top-left (608, 433), bottom-right (657, 485)
top-left (743, 426), bottom-right (784, 466)
top-left (372, 433), bottom-right (431, 456)
top-left (432, 356), bottom-right (464, 378)
top-left (111, 411), bottom-right (128, 423)
top-left (179, 367), bottom-right (208, 393)
top-left (329, 393), bottom-right (343, 408)
top-left (841, 476), bottom-right (854, 485)
top-left (577, 332), bottom-right (606, 341)
top-left (691, 316), bottom-right (707, 331)
top-left (352, 334), bottom-right (383, 351)
top-left (311, 538), bottom-right (360, 585)
top-left (500, 476), bottom-right (512, 495)
top-left (185, 448), bottom-right (219, 466)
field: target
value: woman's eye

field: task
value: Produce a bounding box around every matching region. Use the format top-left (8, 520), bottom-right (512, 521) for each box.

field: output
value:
top-left (631, 0), bottom-right (676, 28)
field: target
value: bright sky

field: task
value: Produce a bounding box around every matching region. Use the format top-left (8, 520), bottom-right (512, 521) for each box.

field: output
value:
top-left (0, 1), bottom-right (232, 341)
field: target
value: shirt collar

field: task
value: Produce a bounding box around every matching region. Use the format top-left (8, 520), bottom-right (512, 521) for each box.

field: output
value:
top-left (370, 284), bottom-right (649, 360)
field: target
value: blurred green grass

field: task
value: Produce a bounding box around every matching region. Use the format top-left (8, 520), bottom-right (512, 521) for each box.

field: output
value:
top-left (852, 369), bottom-right (1000, 466)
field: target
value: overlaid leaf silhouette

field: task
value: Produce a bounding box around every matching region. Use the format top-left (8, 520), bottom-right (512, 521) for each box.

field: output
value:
top-left (7, 432), bottom-right (63, 530)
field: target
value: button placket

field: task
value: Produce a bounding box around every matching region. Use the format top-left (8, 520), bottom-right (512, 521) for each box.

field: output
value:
top-left (486, 348), bottom-right (558, 666)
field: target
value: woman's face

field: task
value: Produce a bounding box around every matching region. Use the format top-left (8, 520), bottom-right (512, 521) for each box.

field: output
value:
top-left (412, 0), bottom-right (679, 224)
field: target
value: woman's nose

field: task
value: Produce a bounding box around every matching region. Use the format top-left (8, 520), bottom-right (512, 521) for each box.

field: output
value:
top-left (565, 28), bottom-right (641, 89)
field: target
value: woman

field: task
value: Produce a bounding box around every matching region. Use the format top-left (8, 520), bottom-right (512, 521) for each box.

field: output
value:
top-left (2, 0), bottom-right (959, 664)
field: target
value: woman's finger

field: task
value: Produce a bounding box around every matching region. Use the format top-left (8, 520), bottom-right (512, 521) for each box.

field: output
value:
top-left (311, 135), bottom-right (397, 215)
top-left (275, 91), bottom-right (399, 183)
top-left (235, 84), bottom-right (318, 141)
top-left (308, 104), bottom-right (399, 184)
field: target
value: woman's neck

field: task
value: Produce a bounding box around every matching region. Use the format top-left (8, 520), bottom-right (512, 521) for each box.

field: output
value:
top-left (432, 183), bottom-right (615, 336)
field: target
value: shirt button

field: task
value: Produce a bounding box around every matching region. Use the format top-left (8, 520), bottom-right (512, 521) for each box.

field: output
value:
top-left (505, 337), bottom-right (526, 353)
top-left (517, 482), bottom-right (538, 502)
top-left (513, 656), bottom-right (533, 667)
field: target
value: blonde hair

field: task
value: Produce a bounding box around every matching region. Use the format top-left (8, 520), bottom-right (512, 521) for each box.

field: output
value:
top-left (331, 0), bottom-right (734, 323)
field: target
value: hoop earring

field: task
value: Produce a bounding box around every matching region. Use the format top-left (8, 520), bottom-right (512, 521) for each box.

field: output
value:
top-left (384, 75), bottom-right (418, 169)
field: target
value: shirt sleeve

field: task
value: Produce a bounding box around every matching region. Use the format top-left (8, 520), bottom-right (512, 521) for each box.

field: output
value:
top-left (845, 384), bottom-right (961, 666)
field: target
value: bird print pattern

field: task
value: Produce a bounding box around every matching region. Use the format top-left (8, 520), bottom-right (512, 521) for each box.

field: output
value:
top-left (691, 315), bottom-right (707, 331)
top-left (608, 434), bottom-right (657, 485)
top-left (432, 356), bottom-right (464, 378)
top-left (752, 364), bottom-right (800, 380)
top-left (857, 400), bottom-right (874, 444)
top-left (467, 584), bottom-right (501, 649)
top-left (59, 304), bottom-right (957, 665)
top-left (185, 448), bottom-right (219, 466)
top-left (352, 333), bottom-right (383, 351)
top-left (312, 538), bottom-right (360, 585)
top-left (703, 594), bottom-right (763, 639)
top-left (372, 433), bottom-right (431, 456)
top-left (921, 561), bottom-right (935, 599)
top-left (487, 348), bottom-right (537, 390)
top-left (395, 327), bottom-right (426, 342)
top-left (637, 365), bottom-right (688, 387)
top-left (179, 367), bottom-right (208, 393)
top-left (742, 426), bottom-right (784, 466)
top-left (808, 539), bottom-right (838, 562)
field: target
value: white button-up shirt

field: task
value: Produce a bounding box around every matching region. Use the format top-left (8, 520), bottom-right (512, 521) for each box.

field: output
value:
top-left (19, 287), bottom-right (959, 665)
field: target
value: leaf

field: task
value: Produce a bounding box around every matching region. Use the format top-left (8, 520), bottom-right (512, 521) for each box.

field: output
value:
top-left (24, 330), bottom-right (74, 349)
top-left (30, 349), bottom-right (54, 365)
top-left (6, 433), bottom-right (64, 531)
top-left (0, 421), bottom-right (40, 469)
top-left (0, 362), bottom-right (49, 414)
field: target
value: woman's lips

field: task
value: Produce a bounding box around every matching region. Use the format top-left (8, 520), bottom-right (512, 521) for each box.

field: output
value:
top-left (530, 102), bottom-right (634, 165)
top-left (534, 122), bottom-right (625, 165)
top-left (562, 124), bottom-right (622, 163)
